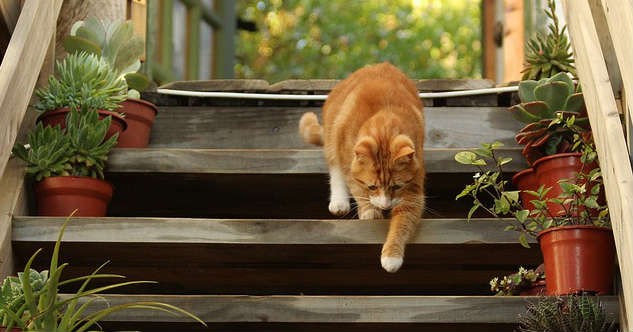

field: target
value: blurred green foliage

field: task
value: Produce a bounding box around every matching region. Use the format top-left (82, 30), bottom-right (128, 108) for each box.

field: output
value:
top-left (236, 0), bottom-right (482, 81)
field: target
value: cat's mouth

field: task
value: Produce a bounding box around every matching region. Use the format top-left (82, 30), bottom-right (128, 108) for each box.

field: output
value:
top-left (369, 196), bottom-right (401, 210)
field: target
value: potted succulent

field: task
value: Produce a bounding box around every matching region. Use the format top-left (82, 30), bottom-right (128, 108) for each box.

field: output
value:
top-left (35, 52), bottom-right (127, 141)
top-left (12, 108), bottom-right (117, 217)
top-left (518, 295), bottom-right (617, 332)
top-left (489, 266), bottom-right (546, 296)
top-left (0, 214), bottom-right (205, 331)
top-left (64, 17), bottom-right (157, 148)
top-left (455, 140), bottom-right (615, 295)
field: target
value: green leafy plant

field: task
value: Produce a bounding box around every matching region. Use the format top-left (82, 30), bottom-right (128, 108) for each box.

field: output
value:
top-left (489, 266), bottom-right (545, 296)
top-left (508, 72), bottom-right (589, 165)
top-left (11, 123), bottom-right (72, 181)
top-left (518, 294), bottom-right (617, 332)
top-left (0, 213), bottom-right (206, 331)
top-left (0, 269), bottom-right (48, 327)
top-left (35, 52), bottom-right (127, 113)
top-left (454, 139), bottom-right (609, 248)
top-left (13, 108), bottom-right (118, 181)
top-left (522, 0), bottom-right (576, 80)
top-left (64, 17), bottom-right (149, 98)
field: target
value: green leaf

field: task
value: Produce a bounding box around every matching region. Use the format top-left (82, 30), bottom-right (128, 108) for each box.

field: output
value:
top-left (518, 233), bottom-right (531, 248)
top-left (467, 204), bottom-right (479, 220)
top-left (591, 184), bottom-right (601, 195)
top-left (504, 225), bottom-right (516, 232)
top-left (494, 198), bottom-right (510, 214)
top-left (63, 36), bottom-right (102, 56)
top-left (113, 36), bottom-right (145, 73)
top-left (472, 148), bottom-right (492, 158)
top-left (454, 151), bottom-right (478, 165)
top-left (547, 72), bottom-right (574, 95)
top-left (518, 80), bottom-right (538, 102)
top-left (523, 101), bottom-right (552, 118)
top-left (564, 93), bottom-right (585, 114)
top-left (508, 104), bottom-right (540, 124)
top-left (534, 81), bottom-right (569, 112)
top-left (502, 191), bottom-right (520, 204)
top-left (515, 209), bottom-right (529, 223)
top-left (584, 196), bottom-right (600, 209)
top-left (124, 72), bottom-right (151, 92)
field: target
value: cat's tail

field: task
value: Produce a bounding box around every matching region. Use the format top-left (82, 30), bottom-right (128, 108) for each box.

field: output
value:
top-left (299, 112), bottom-right (323, 146)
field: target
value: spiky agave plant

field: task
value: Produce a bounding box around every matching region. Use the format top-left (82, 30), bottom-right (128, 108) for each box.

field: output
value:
top-left (11, 123), bottom-right (72, 181)
top-left (35, 52), bottom-right (127, 113)
top-left (522, 0), bottom-right (576, 80)
top-left (518, 295), bottom-right (617, 332)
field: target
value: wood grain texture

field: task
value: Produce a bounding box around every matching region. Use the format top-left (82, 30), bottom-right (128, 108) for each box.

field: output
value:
top-left (0, 0), bottom-right (63, 183)
top-left (64, 294), bottom-right (618, 323)
top-left (0, 159), bottom-right (26, 278)
top-left (13, 217), bottom-right (529, 245)
top-left (161, 79), bottom-right (271, 91)
top-left (105, 148), bottom-right (527, 174)
top-left (148, 106), bottom-right (522, 149)
top-left (562, 0), bottom-right (633, 329)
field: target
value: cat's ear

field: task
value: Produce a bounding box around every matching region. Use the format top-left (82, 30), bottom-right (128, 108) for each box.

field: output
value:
top-left (354, 136), bottom-right (377, 161)
top-left (393, 146), bottom-right (415, 164)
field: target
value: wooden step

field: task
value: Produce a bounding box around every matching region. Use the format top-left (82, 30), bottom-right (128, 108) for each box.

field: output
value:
top-left (145, 106), bottom-right (522, 150)
top-left (67, 294), bottom-right (619, 324)
top-left (13, 217), bottom-right (541, 295)
top-left (106, 148), bottom-right (527, 174)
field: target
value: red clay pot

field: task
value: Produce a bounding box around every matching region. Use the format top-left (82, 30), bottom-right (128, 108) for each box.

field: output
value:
top-left (34, 176), bottom-right (113, 217)
top-left (538, 225), bottom-right (615, 295)
top-left (532, 153), bottom-right (599, 216)
top-left (116, 98), bottom-right (158, 148)
top-left (519, 280), bottom-right (547, 296)
top-left (512, 168), bottom-right (538, 211)
top-left (36, 108), bottom-right (127, 142)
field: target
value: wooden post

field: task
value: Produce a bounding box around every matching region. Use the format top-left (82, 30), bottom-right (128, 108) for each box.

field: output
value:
top-left (186, 2), bottom-right (200, 80)
top-left (213, 0), bottom-right (235, 79)
top-left (502, 0), bottom-right (524, 82)
top-left (129, 0), bottom-right (147, 59)
top-left (561, 1), bottom-right (633, 329)
top-left (482, 0), bottom-right (497, 81)
top-left (159, 0), bottom-right (173, 75)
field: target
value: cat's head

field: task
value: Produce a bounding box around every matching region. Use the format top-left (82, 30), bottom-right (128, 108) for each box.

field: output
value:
top-left (351, 134), bottom-right (419, 210)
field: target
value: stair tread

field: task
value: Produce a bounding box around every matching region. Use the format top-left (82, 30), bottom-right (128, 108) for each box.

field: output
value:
top-left (13, 217), bottom-right (532, 245)
top-left (64, 294), bottom-right (619, 323)
top-left (106, 148), bottom-right (526, 174)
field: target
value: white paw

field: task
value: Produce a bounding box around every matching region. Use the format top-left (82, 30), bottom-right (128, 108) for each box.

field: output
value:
top-left (381, 256), bottom-right (403, 273)
top-left (329, 198), bottom-right (350, 216)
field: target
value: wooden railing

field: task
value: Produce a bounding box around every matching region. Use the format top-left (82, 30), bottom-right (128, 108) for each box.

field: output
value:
top-left (0, 0), bottom-right (63, 279)
top-left (561, 0), bottom-right (633, 330)
top-left (146, 0), bottom-right (236, 83)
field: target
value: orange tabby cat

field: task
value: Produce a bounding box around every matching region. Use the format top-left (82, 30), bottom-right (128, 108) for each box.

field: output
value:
top-left (299, 62), bottom-right (425, 272)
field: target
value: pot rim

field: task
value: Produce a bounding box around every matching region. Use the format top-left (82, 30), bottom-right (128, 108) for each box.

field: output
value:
top-left (38, 108), bottom-right (128, 131)
top-left (537, 224), bottom-right (612, 240)
top-left (36, 175), bottom-right (113, 190)
top-left (123, 98), bottom-right (159, 114)
top-left (512, 168), bottom-right (534, 185)
top-left (532, 152), bottom-right (583, 168)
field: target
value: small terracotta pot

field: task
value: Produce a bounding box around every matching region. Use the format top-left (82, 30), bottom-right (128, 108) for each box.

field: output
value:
top-left (116, 98), bottom-right (158, 148)
top-left (37, 108), bottom-right (127, 142)
top-left (519, 280), bottom-right (547, 296)
top-left (34, 176), bottom-right (113, 217)
top-left (512, 168), bottom-right (538, 211)
top-left (532, 153), bottom-right (599, 216)
top-left (538, 225), bottom-right (615, 295)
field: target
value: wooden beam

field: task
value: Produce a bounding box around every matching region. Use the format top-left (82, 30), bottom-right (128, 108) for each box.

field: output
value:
top-left (146, 106), bottom-right (522, 149)
top-left (0, 0), bottom-right (63, 180)
top-left (561, 1), bottom-right (633, 329)
top-left (588, 0), bottom-right (623, 96)
top-left (158, 0), bottom-right (173, 73)
top-left (482, 0), bottom-right (497, 81)
top-left (129, 0), bottom-right (146, 59)
top-left (104, 148), bottom-right (527, 174)
top-left (502, 0), bottom-right (524, 82)
top-left (186, 2), bottom-right (200, 80)
top-left (597, 0), bottom-right (632, 121)
top-left (63, 294), bottom-right (619, 323)
top-left (13, 217), bottom-right (528, 245)
top-left (212, 0), bottom-right (235, 78)
top-left (0, 0), bottom-right (20, 33)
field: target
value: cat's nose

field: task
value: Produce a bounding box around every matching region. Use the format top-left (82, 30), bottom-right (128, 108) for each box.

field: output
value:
top-left (371, 195), bottom-right (392, 210)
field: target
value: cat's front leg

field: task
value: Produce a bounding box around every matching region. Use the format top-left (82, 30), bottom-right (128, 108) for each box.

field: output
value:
top-left (380, 198), bottom-right (424, 272)
top-left (328, 166), bottom-right (350, 216)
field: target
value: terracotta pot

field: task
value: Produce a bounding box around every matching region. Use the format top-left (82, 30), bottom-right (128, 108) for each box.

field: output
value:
top-left (538, 225), bottom-right (615, 295)
top-left (36, 108), bottom-right (127, 142)
top-left (532, 153), bottom-right (599, 216)
top-left (34, 176), bottom-right (113, 217)
top-left (519, 280), bottom-right (547, 296)
top-left (512, 168), bottom-right (538, 211)
top-left (116, 98), bottom-right (158, 148)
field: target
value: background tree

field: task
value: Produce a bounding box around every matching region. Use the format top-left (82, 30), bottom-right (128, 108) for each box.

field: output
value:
top-left (236, 0), bottom-right (482, 81)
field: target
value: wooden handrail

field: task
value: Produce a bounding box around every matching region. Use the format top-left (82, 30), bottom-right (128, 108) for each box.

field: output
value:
top-left (0, 0), bottom-right (63, 181)
top-left (561, 0), bottom-right (633, 330)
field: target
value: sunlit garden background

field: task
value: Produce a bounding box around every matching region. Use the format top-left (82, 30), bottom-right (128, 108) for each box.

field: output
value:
top-left (235, 0), bottom-right (482, 81)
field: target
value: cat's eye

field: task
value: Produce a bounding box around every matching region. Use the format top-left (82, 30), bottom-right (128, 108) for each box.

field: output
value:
top-left (368, 185), bottom-right (378, 191)
top-left (391, 184), bottom-right (402, 190)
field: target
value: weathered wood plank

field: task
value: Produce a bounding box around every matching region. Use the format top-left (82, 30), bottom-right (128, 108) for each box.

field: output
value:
top-left (12, 217), bottom-right (529, 245)
top-left (0, 0), bottom-right (63, 183)
top-left (562, 0), bottom-right (633, 329)
top-left (161, 79), bottom-right (271, 92)
top-left (65, 294), bottom-right (618, 323)
top-left (149, 106), bottom-right (522, 149)
top-left (106, 148), bottom-right (527, 174)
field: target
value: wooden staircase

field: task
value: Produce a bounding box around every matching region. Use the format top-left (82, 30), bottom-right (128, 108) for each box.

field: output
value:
top-left (10, 80), bottom-right (619, 331)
